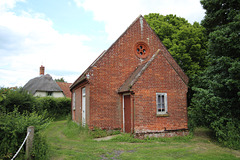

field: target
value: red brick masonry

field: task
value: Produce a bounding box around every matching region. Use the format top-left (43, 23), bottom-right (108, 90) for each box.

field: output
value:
top-left (70, 15), bottom-right (189, 137)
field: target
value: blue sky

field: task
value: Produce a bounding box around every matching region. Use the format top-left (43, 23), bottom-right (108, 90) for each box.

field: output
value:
top-left (0, 0), bottom-right (205, 87)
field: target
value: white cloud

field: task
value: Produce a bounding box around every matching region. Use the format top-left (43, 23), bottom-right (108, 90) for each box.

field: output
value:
top-left (0, 0), bottom-right (25, 12)
top-left (0, 1), bottom-right (97, 87)
top-left (0, 0), bottom-right (205, 87)
top-left (73, 0), bottom-right (205, 41)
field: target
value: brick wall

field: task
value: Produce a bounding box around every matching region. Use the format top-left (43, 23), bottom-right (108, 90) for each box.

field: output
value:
top-left (132, 52), bottom-right (188, 133)
top-left (72, 81), bottom-right (89, 124)
top-left (72, 16), bottom-right (188, 133)
top-left (86, 16), bottom-right (166, 129)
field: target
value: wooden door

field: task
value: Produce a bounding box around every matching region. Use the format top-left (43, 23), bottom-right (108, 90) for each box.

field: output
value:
top-left (124, 95), bottom-right (131, 133)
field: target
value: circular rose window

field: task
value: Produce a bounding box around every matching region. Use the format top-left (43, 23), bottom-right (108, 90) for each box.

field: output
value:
top-left (134, 42), bottom-right (149, 59)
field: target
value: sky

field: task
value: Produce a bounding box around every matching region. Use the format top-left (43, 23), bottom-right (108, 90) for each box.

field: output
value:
top-left (0, 0), bottom-right (205, 87)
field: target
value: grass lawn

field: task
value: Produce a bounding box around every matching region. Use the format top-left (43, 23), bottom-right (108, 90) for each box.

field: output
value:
top-left (43, 120), bottom-right (240, 160)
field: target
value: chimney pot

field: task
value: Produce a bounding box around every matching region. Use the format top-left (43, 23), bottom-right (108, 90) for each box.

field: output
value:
top-left (40, 65), bottom-right (45, 75)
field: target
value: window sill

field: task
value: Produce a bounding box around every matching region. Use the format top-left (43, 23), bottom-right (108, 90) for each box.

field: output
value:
top-left (156, 113), bottom-right (169, 117)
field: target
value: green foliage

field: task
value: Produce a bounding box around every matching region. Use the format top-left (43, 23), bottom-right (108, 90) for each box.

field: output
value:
top-left (54, 77), bottom-right (66, 82)
top-left (190, 57), bottom-right (240, 149)
top-left (208, 14), bottom-right (240, 59)
top-left (31, 132), bottom-right (49, 160)
top-left (90, 127), bottom-right (108, 138)
top-left (0, 87), bottom-right (36, 113)
top-left (0, 109), bottom-right (51, 159)
top-left (36, 97), bottom-right (71, 119)
top-left (90, 127), bottom-right (121, 138)
top-left (200, 0), bottom-right (240, 34)
top-left (144, 14), bottom-right (208, 79)
top-left (0, 87), bottom-right (71, 119)
top-left (190, 0), bottom-right (240, 149)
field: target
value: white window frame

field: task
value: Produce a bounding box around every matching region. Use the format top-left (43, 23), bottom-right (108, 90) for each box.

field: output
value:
top-left (156, 93), bottom-right (167, 114)
top-left (72, 91), bottom-right (76, 110)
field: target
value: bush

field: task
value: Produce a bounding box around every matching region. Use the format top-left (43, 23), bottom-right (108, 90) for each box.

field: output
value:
top-left (0, 109), bottom-right (51, 159)
top-left (31, 132), bottom-right (49, 160)
top-left (36, 97), bottom-right (71, 119)
top-left (55, 97), bottom-right (71, 118)
top-left (0, 87), bottom-right (36, 113)
top-left (0, 87), bottom-right (71, 119)
top-left (211, 118), bottom-right (240, 149)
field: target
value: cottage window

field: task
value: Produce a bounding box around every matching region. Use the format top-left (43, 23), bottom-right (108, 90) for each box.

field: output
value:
top-left (156, 93), bottom-right (167, 114)
top-left (47, 91), bottom-right (53, 96)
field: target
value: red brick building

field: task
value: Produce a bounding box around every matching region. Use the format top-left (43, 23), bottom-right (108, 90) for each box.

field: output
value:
top-left (70, 15), bottom-right (189, 137)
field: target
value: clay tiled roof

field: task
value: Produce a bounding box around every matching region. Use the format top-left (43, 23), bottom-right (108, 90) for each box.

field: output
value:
top-left (56, 82), bottom-right (72, 98)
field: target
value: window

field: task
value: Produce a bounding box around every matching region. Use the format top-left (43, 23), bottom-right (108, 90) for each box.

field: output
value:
top-left (47, 91), bottom-right (53, 96)
top-left (156, 93), bottom-right (167, 114)
top-left (134, 42), bottom-right (149, 59)
top-left (72, 91), bottom-right (76, 110)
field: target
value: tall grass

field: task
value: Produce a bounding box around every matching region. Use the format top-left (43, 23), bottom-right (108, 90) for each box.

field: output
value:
top-left (63, 120), bottom-right (91, 141)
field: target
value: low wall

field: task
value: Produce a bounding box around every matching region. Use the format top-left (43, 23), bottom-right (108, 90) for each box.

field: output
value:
top-left (134, 129), bottom-right (189, 139)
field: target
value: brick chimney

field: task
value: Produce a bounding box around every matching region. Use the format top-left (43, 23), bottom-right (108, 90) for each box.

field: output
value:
top-left (40, 65), bottom-right (45, 75)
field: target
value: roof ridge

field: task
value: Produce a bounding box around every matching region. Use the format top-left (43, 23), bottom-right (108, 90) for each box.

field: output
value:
top-left (70, 15), bottom-right (144, 90)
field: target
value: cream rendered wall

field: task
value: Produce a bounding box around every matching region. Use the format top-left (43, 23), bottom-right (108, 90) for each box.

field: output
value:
top-left (34, 91), bottom-right (64, 98)
top-left (52, 92), bottom-right (65, 98)
top-left (34, 91), bottom-right (47, 97)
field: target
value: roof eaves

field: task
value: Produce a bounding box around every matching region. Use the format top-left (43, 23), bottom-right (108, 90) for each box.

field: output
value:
top-left (70, 75), bottom-right (87, 90)
top-left (70, 50), bottom-right (106, 90)
top-left (129, 49), bottom-right (160, 87)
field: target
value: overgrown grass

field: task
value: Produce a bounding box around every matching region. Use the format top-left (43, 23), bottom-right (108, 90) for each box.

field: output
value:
top-left (109, 133), bottom-right (193, 143)
top-left (43, 120), bottom-right (240, 160)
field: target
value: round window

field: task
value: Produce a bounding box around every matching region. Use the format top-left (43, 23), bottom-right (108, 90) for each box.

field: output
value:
top-left (134, 42), bottom-right (149, 59)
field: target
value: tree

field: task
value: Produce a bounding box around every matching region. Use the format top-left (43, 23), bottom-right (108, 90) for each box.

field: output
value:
top-left (144, 14), bottom-right (208, 79)
top-left (190, 0), bottom-right (240, 149)
top-left (200, 0), bottom-right (240, 34)
top-left (55, 77), bottom-right (66, 82)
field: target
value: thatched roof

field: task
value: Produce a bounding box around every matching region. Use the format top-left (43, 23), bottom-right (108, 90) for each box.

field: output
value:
top-left (23, 74), bottom-right (63, 94)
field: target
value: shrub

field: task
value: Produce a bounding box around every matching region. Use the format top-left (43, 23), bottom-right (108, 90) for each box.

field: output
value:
top-left (55, 97), bottom-right (71, 118)
top-left (0, 87), bottom-right (36, 113)
top-left (36, 97), bottom-right (71, 119)
top-left (0, 87), bottom-right (71, 119)
top-left (211, 118), bottom-right (240, 149)
top-left (31, 132), bottom-right (49, 160)
top-left (0, 109), bottom-right (51, 159)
